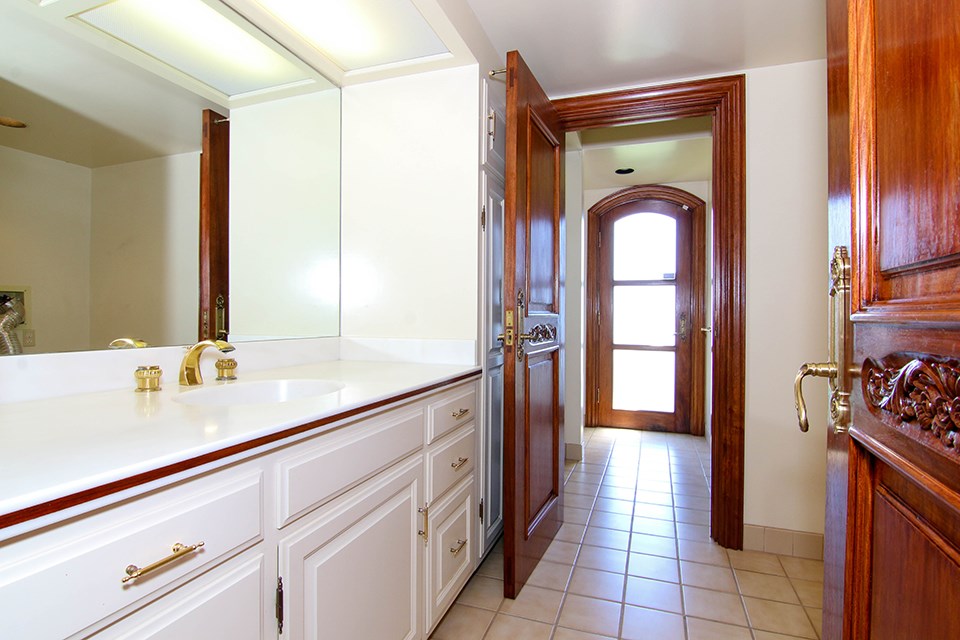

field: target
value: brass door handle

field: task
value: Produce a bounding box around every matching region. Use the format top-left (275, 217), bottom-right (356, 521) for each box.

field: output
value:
top-left (451, 408), bottom-right (470, 419)
top-left (449, 538), bottom-right (468, 556)
top-left (451, 456), bottom-right (469, 470)
top-left (794, 362), bottom-right (837, 432)
top-left (122, 541), bottom-right (204, 583)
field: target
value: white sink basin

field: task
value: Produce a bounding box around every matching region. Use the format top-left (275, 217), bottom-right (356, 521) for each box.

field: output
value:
top-left (173, 379), bottom-right (345, 406)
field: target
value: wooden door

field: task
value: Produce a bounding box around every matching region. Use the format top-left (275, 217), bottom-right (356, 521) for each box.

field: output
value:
top-left (816, 0), bottom-right (960, 636)
top-left (502, 50), bottom-right (565, 599)
top-left (586, 186), bottom-right (706, 434)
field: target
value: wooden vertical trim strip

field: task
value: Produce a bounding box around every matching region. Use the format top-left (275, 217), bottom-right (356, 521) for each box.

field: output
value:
top-left (199, 109), bottom-right (230, 341)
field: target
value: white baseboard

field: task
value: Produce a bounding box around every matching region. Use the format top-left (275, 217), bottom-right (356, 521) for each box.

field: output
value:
top-left (743, 524), bottom-right (824, 560)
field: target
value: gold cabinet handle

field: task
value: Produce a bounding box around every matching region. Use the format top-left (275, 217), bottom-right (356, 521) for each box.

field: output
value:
top-left (794, 363), bottom-right (837, 432)
top-left (451, 456), bottom-right (469, 470)
top-left (451, 408), bottom-right (470, 419)
top-left (418, 505), bottom-right (429, 544)
top-left (449, 538), bottom-right (468, 556)
top-left (122, 541), bottom-right (204, 583)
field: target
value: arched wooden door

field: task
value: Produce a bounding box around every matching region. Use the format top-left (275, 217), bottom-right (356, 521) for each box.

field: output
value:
top-left (586, 186), bottom-right (706, 433)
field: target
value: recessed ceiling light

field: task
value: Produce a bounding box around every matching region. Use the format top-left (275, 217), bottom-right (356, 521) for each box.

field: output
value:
top-left (0, 116), bottom-right (27, 128)
top-left (615, 167), bottom-right (634, 175)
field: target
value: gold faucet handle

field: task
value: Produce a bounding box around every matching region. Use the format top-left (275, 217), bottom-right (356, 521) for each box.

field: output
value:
top-left (134, 365), bottom-right (162, 392)
top-left (215, 357), bottom-right (238, 381)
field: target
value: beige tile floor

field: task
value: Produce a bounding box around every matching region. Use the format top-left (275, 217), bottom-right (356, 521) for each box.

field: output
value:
top-left (430, 427), bottom-right (824, 640)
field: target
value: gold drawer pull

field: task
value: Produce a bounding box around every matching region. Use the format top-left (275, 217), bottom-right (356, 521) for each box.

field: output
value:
top-left (449, 538), bottom-right (468, 556)
top-left (450, 456), bottom-right (469, 470)
top-left (122, 541), bottom-right (204, 583)
top-left (451, 408), bottom-right (470, 419)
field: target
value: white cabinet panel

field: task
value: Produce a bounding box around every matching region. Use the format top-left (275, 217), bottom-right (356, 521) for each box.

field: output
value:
top-left (425, 476), bottom-right (474, 633)
top-left (89, 555), bottom-right (263, 640)
top-left (277, 407), bottom-right (424, 527)
top-left (279, 455), bottom-right (423, 640)
top-left (0, 472), bottom-right (262, 640)
top-left (426, 385), bottom-right (476, 444)
top-left (426, 424), bottom-right (475, 502)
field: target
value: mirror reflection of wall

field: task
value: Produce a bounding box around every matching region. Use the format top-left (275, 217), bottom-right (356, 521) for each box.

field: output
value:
top-left (0, 2), bottom-right (341, 355)
top-left (230, 90), bottom-right (341, 341)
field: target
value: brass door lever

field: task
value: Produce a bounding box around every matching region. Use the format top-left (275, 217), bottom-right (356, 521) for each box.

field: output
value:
top-left (795, 362), bottom-right (838, 432)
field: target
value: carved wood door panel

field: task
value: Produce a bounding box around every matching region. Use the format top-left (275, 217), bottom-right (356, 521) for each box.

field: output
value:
top-left (826, 0), bottom-right (960, 636)
top-left (501, 51), bottom-right (565, 599)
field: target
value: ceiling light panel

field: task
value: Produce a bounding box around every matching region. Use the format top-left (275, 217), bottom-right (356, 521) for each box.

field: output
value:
top-left (250, 0), bottom-right (448, 71)
top-left (74, 0), bottom-right (313, 97)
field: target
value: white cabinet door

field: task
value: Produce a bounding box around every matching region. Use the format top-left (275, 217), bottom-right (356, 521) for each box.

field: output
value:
top-left (481, 167), bottom-right (506, 557)
top-left (279, 455), bottom-right (423, 640)
top-left (425, 476), bottom-right (475, 634)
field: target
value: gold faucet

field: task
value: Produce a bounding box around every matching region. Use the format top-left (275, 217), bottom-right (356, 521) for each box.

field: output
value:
top-left (179, 340), bottom-right (235, 386)
top-left (109, 337), bottom-right (149, 349)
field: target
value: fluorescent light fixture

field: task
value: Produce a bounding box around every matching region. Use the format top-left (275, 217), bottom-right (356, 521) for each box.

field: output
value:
top-left (74, 0), bottom-right (313, 97)
top-left (250, 0), bottom-right (448, 70)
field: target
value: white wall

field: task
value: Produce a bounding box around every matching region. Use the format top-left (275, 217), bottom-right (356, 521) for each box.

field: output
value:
top-left (743, 59), bottom-right (828, 535)
top-left (564, 140), bottom-right (585, 455)
top-left (89, 153), bottom-right (199, 349)
top-left (340, 65), bottom-right (480, 345)
top-left (0, 146), bottom-right (91, 353)
top-left (230, 89), bottom-right (341, 341)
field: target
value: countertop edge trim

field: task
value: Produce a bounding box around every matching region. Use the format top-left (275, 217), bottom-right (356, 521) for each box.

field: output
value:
top-left (0, 370), bottom-right (481, 531)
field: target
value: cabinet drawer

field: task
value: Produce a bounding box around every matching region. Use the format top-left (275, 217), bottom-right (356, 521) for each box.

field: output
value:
top-left (0, 472), bottom-right (262, 640)
top-left (90, 554), bottom-right (263, 640)
top-left (426, 476), bottom-right (474, 632)
top-left (427, 384), bottom-right (477, 444)
top-left (426, 424), bottom-right (475, 502)
top-left (277, 406), bottom-right (424, 527)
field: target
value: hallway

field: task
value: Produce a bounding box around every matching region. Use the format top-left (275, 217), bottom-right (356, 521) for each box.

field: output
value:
top-left (431, 427), bottom-right (823, 639)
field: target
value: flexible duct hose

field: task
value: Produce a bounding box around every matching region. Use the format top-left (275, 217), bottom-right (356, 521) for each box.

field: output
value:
top-left (0, 298), bottom-right (25, 355)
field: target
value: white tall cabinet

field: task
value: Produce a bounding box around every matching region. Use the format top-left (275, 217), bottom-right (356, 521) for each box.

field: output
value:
top-left (479, 76), bottom-right (507, 558)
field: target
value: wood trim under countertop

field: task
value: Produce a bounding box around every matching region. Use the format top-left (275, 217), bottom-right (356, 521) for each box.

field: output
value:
top-left (0, 370), bottom-right (480, 531)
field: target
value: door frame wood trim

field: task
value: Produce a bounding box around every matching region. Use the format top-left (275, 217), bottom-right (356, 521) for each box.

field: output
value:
top-left (199, 109), bottom-right (229, 342)
top-left (584, 185), bottom-right (707, 436)
top-left (553, 74), bottom-right (746, 548)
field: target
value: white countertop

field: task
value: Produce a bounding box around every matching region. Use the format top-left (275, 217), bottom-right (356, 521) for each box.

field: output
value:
top-left (0, 360), bottom-right (479, 530)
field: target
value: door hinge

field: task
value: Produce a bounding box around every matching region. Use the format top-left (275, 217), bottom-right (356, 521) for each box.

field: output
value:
top-left (479, 498), bottom-right (484, 523)
top-left (481, 205), bottom-right (486, 231)
top-left (276, 576), bottom-right (284, 635)
top-left (595, 387), bottom-right (600, 405)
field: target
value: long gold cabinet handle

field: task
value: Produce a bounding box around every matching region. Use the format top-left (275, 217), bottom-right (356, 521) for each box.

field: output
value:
top-left (122, 541), bottom-right (204, 583)
top-left (450, 538), bottom-right (468, 556)
top-left (794, 363), bottom-right (837, 432)
top-left (451, 456), bottom-right (469, 470)
top-left (451, 408), bottom-right (470, 419)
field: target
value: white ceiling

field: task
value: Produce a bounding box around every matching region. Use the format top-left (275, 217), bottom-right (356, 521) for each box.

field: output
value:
top-left (579, 118), bottom-right (712, 190)
top-left (466, 0), bottom-right (826, 98)
top-left (1, 0), bottom-right (826, 172)
top-left (464, 1), bottom-right (825, 190)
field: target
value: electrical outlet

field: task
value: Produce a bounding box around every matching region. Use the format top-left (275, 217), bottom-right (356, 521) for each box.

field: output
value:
top-left (21, 329), bottom-right (35, 347)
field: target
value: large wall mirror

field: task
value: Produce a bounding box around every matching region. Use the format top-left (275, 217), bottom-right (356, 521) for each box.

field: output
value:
top-left (0, 1), bottom-right (341, 355)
